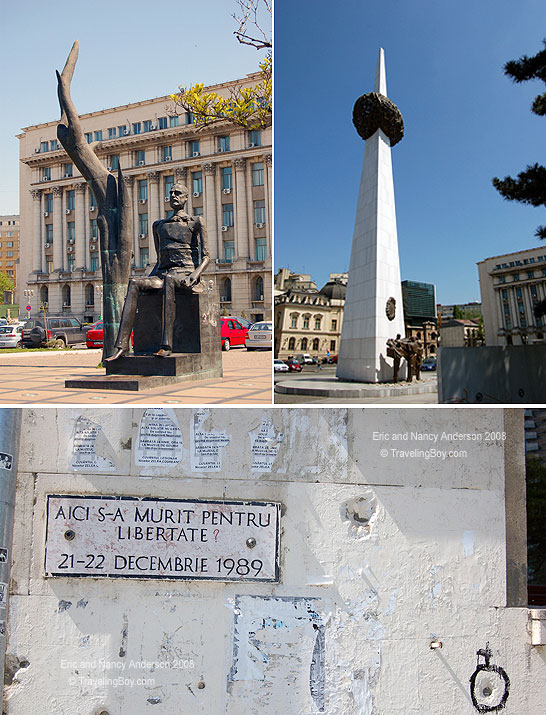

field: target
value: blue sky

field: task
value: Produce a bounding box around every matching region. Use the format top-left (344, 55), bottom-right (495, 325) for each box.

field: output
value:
top-left (274, 0), bottom-right (546, 305)
top-left (0, 0), bottom-right (265, 215)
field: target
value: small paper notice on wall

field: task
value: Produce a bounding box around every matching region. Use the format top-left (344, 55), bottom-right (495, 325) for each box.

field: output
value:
top-left (69, 417), bottom-right (116, 472)
top-left (191, 410), bottom-right (231, 471)
top-left (250, 418), bottom-right (283, 472)
top-left (135, 409), bottom-right (183, 466)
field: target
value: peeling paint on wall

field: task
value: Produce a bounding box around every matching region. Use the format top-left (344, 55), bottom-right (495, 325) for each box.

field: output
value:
top-left (69, 416), bottom-right (116, 472)
top-left (190, 410), bottom-right (231, 472)
top-left (135, 409), bottom-right (182, 466)
top-left (227, 595), bottom-right (325, 712)
top-left (249, 418), bottom-right (283, 473)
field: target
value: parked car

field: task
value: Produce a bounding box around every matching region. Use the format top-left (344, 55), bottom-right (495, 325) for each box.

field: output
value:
top-left (220, 318), bottom-right (248, 351)
top-left (86, 321), bottom-right (134, 350)
top-left (0, 323), bottom-right (24, 348)
top-left (86, 321), bottom-right (104, 349)
top-left (224, 316), bottom-right (253, 329)
top-left (274, 358), bottom-right (289, 372)
top-left (421, 356), bottom-right (437, 371)
top-left (295, 353), bottom-right (313, 364)
top-left (245, 321), bottom-right (272, 350)
top-left (21, 316), bottom-right (89, 348)
top-left (284, 358), bottom-right (302, 372)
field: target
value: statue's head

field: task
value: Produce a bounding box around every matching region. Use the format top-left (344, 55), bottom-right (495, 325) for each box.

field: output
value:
top-left (169, 182), bottom-right (189, 210)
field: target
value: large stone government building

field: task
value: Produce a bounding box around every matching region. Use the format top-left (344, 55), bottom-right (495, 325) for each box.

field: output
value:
top-left (478, 246), bottom-right (546, 346)
top-left (17, 72), bottom-right (271, 324)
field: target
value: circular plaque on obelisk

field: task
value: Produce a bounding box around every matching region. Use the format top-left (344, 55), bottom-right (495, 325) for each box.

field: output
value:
top-left (353, 92), bottom-right (404, 146)
top-left (386, 297), bottom-right (396, 321)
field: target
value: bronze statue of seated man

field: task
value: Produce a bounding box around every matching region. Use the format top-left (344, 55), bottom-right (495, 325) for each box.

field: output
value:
top-left (105, 182), bottom-right (210, 361)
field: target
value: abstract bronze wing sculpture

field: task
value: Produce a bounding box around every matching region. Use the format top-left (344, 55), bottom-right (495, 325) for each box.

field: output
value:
top-left (56, 41), bottom-right (132, 360)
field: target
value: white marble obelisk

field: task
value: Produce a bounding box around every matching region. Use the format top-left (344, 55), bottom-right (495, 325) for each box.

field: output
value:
top-left (336, 48), bottom-right (406, 383)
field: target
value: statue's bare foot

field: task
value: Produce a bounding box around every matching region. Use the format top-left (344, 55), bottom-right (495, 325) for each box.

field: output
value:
top-left (104, 348), bottom-right (126, 362)
top-left (155, 348), bottom-right (172, 357)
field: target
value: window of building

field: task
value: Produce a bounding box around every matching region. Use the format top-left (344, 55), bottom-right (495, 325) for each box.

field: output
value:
top-left (90, 256), bottom-right (99, 271)
top-left (46, 259), bottom-right (53, 274)
top-left (255, 238), bottom-right (267, 261)
top-left (118, 125), bottom-right (128, 137)
top-left (218, 136), bottom-right (230, 152)
top-left (158, 116), bottom-right (168, 129)
top-left (288, 337), bottom-right (296, 351)
top-left (330, 340), bottom-right (336, 352)
top-left (51, 139), bottom-right (59, 150)
top-left (303, 316), bottom-right (310, 329)
top-left (132, 122), bottom-right (141, 135)
top-left (221, 166), bottom-right (233, 190)
top-left (252, 162), bottom-right (264, 186)
top-left (42, 167), bottom-right (51, 181)
top-left (109, 154), bottom-right (120, 170)
top-left (224, 241), bottom-right (235, 263)
top-left (67, 222), bottom-right (75, 241)
top-left (108, 127), bottom-right (117, 139)
top-left (290, 314), bottom-right (298, 329)
top-left (513, 273), bottom-right (520, 281)
top-left (222, 277), bottom-right (232, 302)
top-left (222, 204), bottom-right (234, 227)
top-left (169, 115), bottom-right (179, 127)
top-left (94, 130), bottom-right (103, 142)
top-left (84, 132), bottom-right (92, 143)
top-left (90, 219), bottom-right (98, 239)
top-left (89, 189), bottom-right (97, 208)
top-left (193, 207), bottom-right (203, 217)
top-left (164, 175), bottom-right (174, 199)
top-left (135, 150), bottom-right (146, 166)
top-left (67, 256), bottom-right (75, 273)
top-left (162, 146), bottom-right (172, 161)
top-left (312, 337), bottom-right (320, 351)
top-left (186, 112), bottom-right (194, 125)
top-left (301, 337), bottom-right (308, 350)
top-left (248, 129), bottom-right (261, 147)
top-left (528, 271), bottom-right (534, 279)
top-left (140, 248), bottom-right (149, 268)
top-left (255, 276), bottom-right (264, 301)
top-left (5, 242), bottom-right (13, 248)
top-left (46, 225), bottom-right (53, 243)
top-left (45, 194), bottom-right (53, 213)
top-left (138, 179), bottom-right (148, 201)
top-left (67, 190), bottom-right (75, 210)
top-left (63, 285), bottom-right (71, 305)
top-left (139, 214), bottom-right (149, 236)
top-left (314, 316), bottom-right (322, 330)
top-left (254, 199), bottom-right (266, 224)
top-left (192, 171), bottom-right (202, 194)
top-left (331, 319), bottom-right (338, 330)
top-left (85, 284), bottom-right (94, 305)
top-left (63, 163), bottom-right (73, 177)
top-left (6, 251), bottom-right (13, 257)
top-left (143, 120), bottom-right (153, 132)
top-left (498, 276), bottom-right (506, 284)
top-left (189, 140), bottom-right (200, 157)
top-left (40, 141), bottom-right (49, 152)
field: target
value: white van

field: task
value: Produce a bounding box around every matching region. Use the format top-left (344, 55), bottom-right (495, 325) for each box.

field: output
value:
top-left (295, 353), bottom-right (313, 364)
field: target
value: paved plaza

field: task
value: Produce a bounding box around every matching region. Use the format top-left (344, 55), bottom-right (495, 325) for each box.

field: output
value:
top-left (0, 348), bottom-right (272, 405)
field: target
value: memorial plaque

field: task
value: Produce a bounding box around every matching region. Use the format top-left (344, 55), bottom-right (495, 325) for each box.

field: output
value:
top-left (45, 495), bottom-right (280, 582)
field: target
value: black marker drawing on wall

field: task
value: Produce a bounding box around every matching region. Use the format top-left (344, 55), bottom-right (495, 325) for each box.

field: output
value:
top-left (310, 621), bottom-right (326, 712)
top-left (469, 643), bottom-right (510, 712)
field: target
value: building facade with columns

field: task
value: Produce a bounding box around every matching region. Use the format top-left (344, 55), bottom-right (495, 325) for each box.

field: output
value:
top-left (477, 246), bottom-right (546, 346)
top-left (17, 72), bottom-right (271, 324)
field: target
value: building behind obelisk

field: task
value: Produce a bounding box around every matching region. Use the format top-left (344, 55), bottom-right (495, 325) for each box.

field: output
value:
top-left (337, 49), bottom-right (406, 382)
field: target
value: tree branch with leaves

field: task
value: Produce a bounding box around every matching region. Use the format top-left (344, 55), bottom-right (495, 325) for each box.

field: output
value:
top-left (492, 40), bottom-right (546, 239)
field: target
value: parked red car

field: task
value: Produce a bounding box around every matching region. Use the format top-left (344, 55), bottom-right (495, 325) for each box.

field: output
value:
top-left (220, 318), bottom-right (248, 351)
top-left (284, 358), bottom-right (303, 372)
top-left (86, 321), bottom-right (133, 349)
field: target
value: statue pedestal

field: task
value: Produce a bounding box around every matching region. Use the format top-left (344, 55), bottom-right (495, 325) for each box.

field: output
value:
top-left (65, 284), bottom-right (223, 391)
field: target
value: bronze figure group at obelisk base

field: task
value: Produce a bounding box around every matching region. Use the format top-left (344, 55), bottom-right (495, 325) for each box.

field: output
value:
top-left (57, 43), bottom-right (222, 390)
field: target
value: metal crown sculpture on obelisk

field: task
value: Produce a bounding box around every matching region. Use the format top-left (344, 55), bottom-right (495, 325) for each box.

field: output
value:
top-left (336, 48), bottom-right (406, 383)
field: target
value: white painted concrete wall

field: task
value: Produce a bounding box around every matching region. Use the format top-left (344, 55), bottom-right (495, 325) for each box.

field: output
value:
top-left (4, 408), bottom-right (544, 714)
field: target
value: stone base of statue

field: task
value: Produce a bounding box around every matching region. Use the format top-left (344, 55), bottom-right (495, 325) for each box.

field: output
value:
top-left (65, 284), bottom-right (223, 392)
